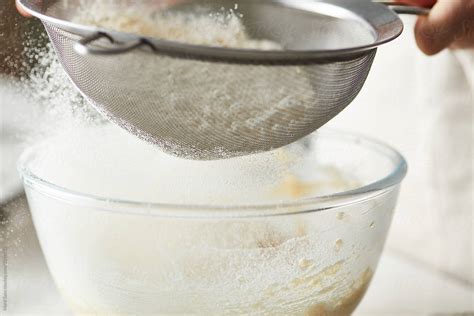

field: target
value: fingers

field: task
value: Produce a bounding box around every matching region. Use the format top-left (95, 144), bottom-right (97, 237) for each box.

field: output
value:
top-left (16, 1), bottom-right (32, 17)
top-left (396, 0), bottom-right (437, 7)
top-left (414, 0), bottom-right (474, 55)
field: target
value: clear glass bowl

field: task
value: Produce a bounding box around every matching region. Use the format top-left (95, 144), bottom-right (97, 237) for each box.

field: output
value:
top-left (19, 128), bottom-right (407, 315)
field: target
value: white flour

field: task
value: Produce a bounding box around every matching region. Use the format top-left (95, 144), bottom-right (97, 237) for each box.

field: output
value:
top-left (26, 124), bottom-right (359, 205)
top-left (21, 39), bottom-right (102, 144)
top-left (72, 2), bottom-right (280, 50)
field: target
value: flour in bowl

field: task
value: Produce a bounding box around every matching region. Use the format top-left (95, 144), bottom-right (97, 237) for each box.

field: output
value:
top-left (21, 124), bottom-right (389, 315)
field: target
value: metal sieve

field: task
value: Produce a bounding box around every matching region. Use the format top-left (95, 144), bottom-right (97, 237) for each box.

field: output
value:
top-left (17, 0), bottom-right (429, 160)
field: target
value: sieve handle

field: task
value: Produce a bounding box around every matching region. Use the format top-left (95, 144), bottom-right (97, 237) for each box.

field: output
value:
top-left (74, 32), bottom-right (153, 55)
top-left (389, 5), bottom-right (430, 15)
top-left (380, 2), bottom-right (432, 15)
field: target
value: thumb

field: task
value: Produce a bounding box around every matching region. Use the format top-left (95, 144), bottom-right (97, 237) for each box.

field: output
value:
top-left (396, 0), bottom-right (437, 7)
top-left (16, 1), bottom-right (32, 17)
top-left (414, 0), bottom-right (466, 55)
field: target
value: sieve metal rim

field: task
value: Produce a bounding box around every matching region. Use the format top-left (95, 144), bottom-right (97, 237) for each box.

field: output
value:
top-left (17, 0), bottom-right (407, 64)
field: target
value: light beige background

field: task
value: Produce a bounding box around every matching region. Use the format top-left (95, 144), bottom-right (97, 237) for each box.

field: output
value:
top-left (328, 15), bottom-right (473, 284)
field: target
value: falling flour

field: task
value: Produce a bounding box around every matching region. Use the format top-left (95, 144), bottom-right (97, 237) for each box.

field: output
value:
top-left (20, 36), bottom-right (102, 145)
top-left (25, 124), bottom-right (360, 205)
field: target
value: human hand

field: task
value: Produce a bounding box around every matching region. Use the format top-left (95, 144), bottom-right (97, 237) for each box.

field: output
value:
top-left (16, 0), bottom-right (32, 16)
top-left (399, 0), bottom-right (474, 55)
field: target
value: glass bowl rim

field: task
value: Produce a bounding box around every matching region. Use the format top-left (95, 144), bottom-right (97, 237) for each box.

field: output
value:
top-left (18, 129), bottom-right (407, 218)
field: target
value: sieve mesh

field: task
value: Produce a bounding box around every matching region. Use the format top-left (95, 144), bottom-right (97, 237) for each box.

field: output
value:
top-left (43, 22), bottom-right (376, 159)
